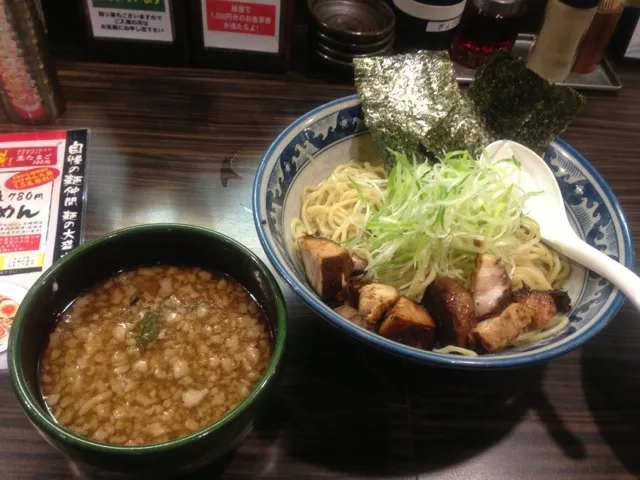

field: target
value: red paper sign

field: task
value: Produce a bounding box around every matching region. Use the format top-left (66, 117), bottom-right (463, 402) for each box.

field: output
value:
top-left (206, 0), bottom-right (276, 36)
top-left (0, 147), bottom-right (58, 169)
top-left (5, 167), bottom-right (60, 190)
top-left (0, 235), bottom-right (41, 253)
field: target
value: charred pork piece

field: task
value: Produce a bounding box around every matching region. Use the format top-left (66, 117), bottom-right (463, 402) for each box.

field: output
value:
top-left (338, 278), bottom-right (363, 308)
top-left (378, 296), bottom-right (436, 349)
top-left (470, 254), bottom-right (512, 319)
top-left (422, 276), bottom-right (476, 347)
top-left (334, 304), bottom-right (370, 330)
top-left (358, 283), bottom-right (399, 326)
top-left (550, 289), bottom-right (572, 314)
top-left (512, 285), bottom-right (570, 329)
top-left (298, 235), bottom-right (353, 300)
top-left (351, 253), bottom-right (368, 275)
top-left (473, 303), bottom-right (535, 352)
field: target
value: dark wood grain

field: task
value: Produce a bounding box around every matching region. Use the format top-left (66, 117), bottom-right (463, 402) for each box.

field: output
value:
top-left (0, 59), bottom-right (639, 480)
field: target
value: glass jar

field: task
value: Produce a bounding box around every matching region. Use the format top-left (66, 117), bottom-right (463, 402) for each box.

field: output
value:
top-left (450, 0), bottom-right (523, 69)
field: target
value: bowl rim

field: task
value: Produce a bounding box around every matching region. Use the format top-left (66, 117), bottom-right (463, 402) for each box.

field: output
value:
top-left (8, 223), bottom-right (288, 453)
top-left (308, 0), bottom-right (396, 41)
top-left (253, 94), bottom-right (634, 369)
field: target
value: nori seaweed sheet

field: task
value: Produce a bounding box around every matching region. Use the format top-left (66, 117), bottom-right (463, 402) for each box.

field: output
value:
top-left (424, 100), bottom-right (490, 160)
top-left (354, 51), bottom-right (491, 169)
top-left (467, 52), bottom-right (586, 154)
top-left (354, 51), bottom-right (585, 169)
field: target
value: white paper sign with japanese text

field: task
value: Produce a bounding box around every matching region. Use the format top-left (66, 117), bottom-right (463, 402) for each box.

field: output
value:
top-left (86, 0), bottom-right (174, 43)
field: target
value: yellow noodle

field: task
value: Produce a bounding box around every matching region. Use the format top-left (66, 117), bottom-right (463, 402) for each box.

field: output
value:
top-left (291, 160), bottom-right (386, 244)
top-left (511, 315), bottom-right (570, 347)
top-left (293, 162), bottom-right (570, 295)
top-left (292, 161), bottom-right (573, 353)
top-left (509, 218), bottom-right (571, 290)
top-left (433, 345), bottom-right (479, 357)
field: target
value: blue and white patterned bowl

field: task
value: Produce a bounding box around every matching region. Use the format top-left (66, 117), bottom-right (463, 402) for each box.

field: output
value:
top-left (253, 95), bottom-right (634, 368)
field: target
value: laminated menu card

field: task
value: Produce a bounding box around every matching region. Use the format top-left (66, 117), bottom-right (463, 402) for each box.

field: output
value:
top-left (0, 129), bottom-right (89, 369)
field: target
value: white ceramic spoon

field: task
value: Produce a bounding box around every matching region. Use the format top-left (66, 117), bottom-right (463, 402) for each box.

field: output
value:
top-left (482, 140), bottom-right (640, 311)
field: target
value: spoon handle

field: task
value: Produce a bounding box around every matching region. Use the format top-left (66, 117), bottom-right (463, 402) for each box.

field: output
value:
top-left (549, 236), bottom-right (640, 311)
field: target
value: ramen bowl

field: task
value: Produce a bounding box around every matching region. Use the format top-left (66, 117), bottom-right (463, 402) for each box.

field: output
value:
top-left (9, 224), bottom-right (287, 477)
top-left (253, 95), bottom-right (633, 369)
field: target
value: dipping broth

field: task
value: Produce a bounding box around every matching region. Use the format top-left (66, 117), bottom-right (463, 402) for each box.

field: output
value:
top-left (39, 266), bottom-right (272, 446)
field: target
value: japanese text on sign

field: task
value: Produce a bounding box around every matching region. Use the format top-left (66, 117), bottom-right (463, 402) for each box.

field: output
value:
top-left (92, 0), bottom-right (166, 12)
top-left (206, 0), bottom-right (276, 36)
top-left (0, 147), bottom-right (56, 168)
top-left (57, 141), bottom-right (85, 254)
top-left (202, 0), bottom-right (280, 53)
top-left (0, 130), bottom-right (87, 285)
top-left (86, 0), bottom-right (174, 42)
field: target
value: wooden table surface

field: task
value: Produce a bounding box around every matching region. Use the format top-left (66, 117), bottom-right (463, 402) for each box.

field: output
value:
top-left (0, 60), bottom-right (639, 480)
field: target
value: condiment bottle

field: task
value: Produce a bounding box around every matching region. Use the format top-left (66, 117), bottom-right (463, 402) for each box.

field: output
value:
top-left (450, 0), bottom-right (523, 69)
top-left (526, 0), bottom-right (598, 83)
top-left (393, 0), bottom-right (467, 51)
top-left (0, 0), bottom-right (65, 125)
top-left (572, 0), bottom-right (625, 73)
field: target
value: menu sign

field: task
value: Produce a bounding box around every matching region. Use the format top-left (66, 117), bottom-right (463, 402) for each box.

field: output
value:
top-left (86, 0), bottom-right (175, 43)
top-left (0, 129), bottom-right (88, 370)
top-left (201, 0), bottom-right (281, 53)
top-left (0, 130), bottom-right (88, 286)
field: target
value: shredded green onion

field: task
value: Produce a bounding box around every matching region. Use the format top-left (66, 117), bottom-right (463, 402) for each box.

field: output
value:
top-left (349, 150), bottom-right (533, 300)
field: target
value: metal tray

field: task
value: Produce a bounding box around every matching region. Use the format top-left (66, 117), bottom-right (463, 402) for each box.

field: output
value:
top-left (454, 34), bottom-right (623, 92)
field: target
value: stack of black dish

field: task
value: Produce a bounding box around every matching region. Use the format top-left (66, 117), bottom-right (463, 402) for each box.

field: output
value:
top-left (308, 0), bottom-right (396, 73)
